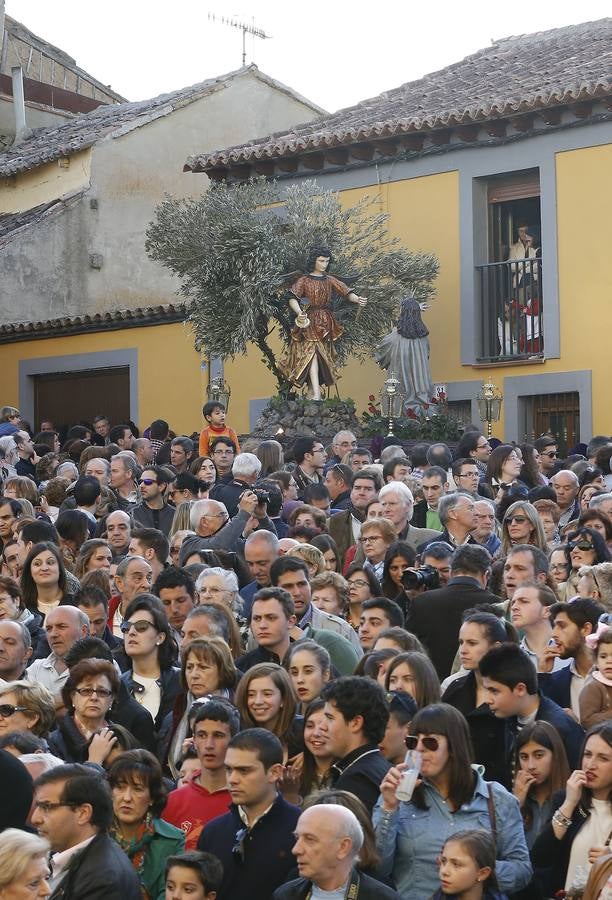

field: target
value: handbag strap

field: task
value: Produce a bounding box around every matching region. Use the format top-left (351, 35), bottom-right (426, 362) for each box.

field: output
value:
top-left (487, 782), bottom-right (497, 844)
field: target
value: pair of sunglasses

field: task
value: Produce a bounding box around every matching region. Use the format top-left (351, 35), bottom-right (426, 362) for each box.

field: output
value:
top-left (0, 704), bottom-right (27, 718)
top-left (405, 734), bottom-right (440, 752)
top-left (506, 515), bottom-right (528, 524)
top-left (569, 541), bottom-right (594, 551)
top-left (120, 619), bottom-right (155, 635)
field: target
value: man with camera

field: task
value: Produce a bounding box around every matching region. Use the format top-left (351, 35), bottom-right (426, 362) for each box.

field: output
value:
top-left (213, 452), bottom-right (263, 517)
top-left (405, 544), bottom-right (498, 679)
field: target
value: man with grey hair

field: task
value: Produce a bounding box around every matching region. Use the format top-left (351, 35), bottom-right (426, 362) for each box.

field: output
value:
top-left (431, 492), bottom-right (477, 549)
top-left (213, 452), bottom-right (262, 517)
top-left (379, 481), bottom-right (441, 551)
top-left (551, 469), bottom-right (580, 529)
top-left (110, 452), bottom-right (139, 511)
top-left (274, 804), bottom-right (400, 900)
top-left (109, 554), bottom-right (153, 637)
top-left (0, 619), bottom-right (32, 681)
top-left (242, 529), bottom-right (280, 618)
top-left (180, 493), bottom-right (275, 564)
top-left (590, 491), bottom-right (612, 520)
top-left (180, 605), bottom-right (231, 649)
top-left (25, 607), bottom-right (89, 700)
top-left (472, 497), bottom-right (501, 555)
top-left (324, 431), bottom-right (358, 473)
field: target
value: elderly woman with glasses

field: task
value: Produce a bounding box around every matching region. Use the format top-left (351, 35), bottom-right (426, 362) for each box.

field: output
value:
top-left (0, 680), bottom-right (55, 740)
top-left (374, 703), bottom-right (532, 899)
top-left (195, 566), bottom-right (247, 644)
top-left (47, 658), bottom-right (120, 763)
top-left (501, 501), bottom-right (549, 556)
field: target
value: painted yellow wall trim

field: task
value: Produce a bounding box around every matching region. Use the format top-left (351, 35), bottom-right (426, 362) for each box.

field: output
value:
top-left (0, 148), bottom-right (92, 214)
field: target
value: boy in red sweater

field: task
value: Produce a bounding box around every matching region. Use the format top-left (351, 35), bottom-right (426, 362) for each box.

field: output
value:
top-left (163, 699), bottom-right (237, 848)
top-left (198, 401), bottom-right (240, 457)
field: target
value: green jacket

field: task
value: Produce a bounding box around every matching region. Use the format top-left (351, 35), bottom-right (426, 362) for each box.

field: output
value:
top-left (123, 818), bottom-right (185, 900)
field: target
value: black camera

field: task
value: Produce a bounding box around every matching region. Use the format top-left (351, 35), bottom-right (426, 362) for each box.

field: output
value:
top-left (401, 565), bottom-right (440, 591)
top-left (253, 489), bottom-right (270, 505)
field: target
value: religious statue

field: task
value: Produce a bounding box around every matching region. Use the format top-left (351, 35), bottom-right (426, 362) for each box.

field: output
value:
top-left (376, 294), bottom-right (434, 411)
top-left (279, 246), bottom-right (367, 400)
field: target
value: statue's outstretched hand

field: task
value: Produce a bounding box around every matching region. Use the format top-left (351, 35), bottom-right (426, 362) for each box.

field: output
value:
top-left (296, 313), bottom-right (310, 328)
top-left (354, 296), bottom-right (368, 307)
top-left (419, 302), bottom-right (431, 311)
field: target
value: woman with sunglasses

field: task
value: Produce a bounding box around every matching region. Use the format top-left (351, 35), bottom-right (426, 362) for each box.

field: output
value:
top-left (532, 723), bottom-right (612, 898)
top-left (500, 501), bottom-right (548, 556)
top-left (109, 749), bottom-right (185, 900)
top-left (344, 563), bottom-right (381, 629)
top-left (560, 526), bottom-right (611, 601)
top-left (580, 510), bottom-right (612, 551)
top-left (0, 680), bottom-right (55, 740)
top-left (120, 594), bottom-right (180, 743)
top-left (375, 703), bottom-right (532, 899)
top-left (47, 658), bottom-right (120, 763)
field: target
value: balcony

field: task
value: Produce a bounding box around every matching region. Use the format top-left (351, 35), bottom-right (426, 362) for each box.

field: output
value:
top-left (476, 257), bottom-right (544, 363)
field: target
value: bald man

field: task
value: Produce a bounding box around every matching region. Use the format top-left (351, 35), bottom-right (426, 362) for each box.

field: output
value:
top-left (274, 804), bottom-right (400, 899)
top-left (25, 606), bottom-right (89, 700)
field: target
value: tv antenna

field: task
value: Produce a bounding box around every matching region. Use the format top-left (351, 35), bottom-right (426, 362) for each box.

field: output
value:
top-left (207, 13), bottom-right (271, 67)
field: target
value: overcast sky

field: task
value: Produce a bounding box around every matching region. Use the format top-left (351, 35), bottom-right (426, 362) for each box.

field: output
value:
top-left (12, 1), bottom-right (612, 113)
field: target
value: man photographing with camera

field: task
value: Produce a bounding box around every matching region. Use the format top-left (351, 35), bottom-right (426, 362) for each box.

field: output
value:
top-left (405, 545), bottom-right (498, 679)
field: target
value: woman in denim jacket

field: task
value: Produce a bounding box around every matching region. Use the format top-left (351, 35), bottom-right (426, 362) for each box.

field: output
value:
top-left (373, 704), bottom-right (532, 899)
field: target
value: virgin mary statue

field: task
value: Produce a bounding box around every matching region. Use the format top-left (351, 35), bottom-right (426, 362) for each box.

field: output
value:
top-left (376, 294), bottom-right (434, 410)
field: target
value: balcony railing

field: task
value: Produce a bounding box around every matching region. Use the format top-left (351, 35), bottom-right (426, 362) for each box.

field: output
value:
top-left (476, 257), bottom-right (544, 362)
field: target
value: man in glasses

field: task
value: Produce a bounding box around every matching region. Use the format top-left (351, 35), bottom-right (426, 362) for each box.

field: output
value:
top-left (179, 492), bottom-right (267, 564)
top-left (198, 729), bottom-right (300, 900)
top-left (132, 465), bottom-right (174, 535)
top-left (324, 431), bottom-right (358, 473)
top-left (550, 469), bottom-right (580, 529)
top-left (534, 435), bottom-right (559, 483)
top-left (209, 436), bottom-right (237, 486)
top-left (31, 764), bottom-right (142, 899)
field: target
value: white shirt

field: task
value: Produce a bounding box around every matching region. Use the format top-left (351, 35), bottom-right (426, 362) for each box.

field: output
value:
top-left (312, 883), bottom-right (349, 900)
top-left (520, 636), bottom-right (571, 673)
top-left (569, 658), bottom-right (588, 719)
top-left (566, 798), bottom-right (612, 891)
top-left (25, 654), bottom-right (68, 699)
top-left (132, 674), bottom-right (161, 720)
top-left (50, 835), bottom-right (96, 889)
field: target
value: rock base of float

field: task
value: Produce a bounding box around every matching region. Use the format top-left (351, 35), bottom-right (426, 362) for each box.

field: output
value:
top-left (252, 397), bottom-right (362, 442)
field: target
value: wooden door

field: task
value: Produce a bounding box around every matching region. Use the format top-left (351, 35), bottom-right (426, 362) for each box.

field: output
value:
top-left (34, 367), bottom-right (130, 433)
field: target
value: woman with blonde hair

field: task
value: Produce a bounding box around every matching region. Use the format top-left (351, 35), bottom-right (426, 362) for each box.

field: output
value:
top-left (501, 501), bottom-right (548, 556)
top-left (0, 680), bottom-right (56, 738)
top-left (0, 828), bottom-right (50, 898)
top-left (255, 439), bottom-right (284, 476)
top-left (169, 500), bottom-right (195, 537)
top-left (287, 543), bottom-right (326, 578)
top-left (3, 475), bottom-right (38, 506)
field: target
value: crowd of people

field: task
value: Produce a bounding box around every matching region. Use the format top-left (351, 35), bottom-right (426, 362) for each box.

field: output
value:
top-left (1, 401), bottom-right (612, 899)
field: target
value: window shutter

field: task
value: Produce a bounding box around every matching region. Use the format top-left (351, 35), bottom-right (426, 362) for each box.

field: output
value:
top-left (487, 171), bottom-right (540, 203)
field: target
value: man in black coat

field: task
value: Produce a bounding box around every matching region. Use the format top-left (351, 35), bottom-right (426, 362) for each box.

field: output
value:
top-left (273, 805), bottom-right (400, 900)
top-left (321, 676), bottom-right (390, 813)
top-left (198, 728), bottom-right (300, 900)
top-left (406, 544), bottom-right (497, 679)
top-left (31, 763), bottom-right (141, 900)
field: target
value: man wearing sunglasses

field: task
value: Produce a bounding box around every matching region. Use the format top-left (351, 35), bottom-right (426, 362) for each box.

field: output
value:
top-left (132, 465), bottom-right (174, 536)
top-left (534, 436), bottom-right (558, 483)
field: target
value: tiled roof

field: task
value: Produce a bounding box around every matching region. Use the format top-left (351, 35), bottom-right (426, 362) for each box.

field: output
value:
top-left (0, 303), bottom-right (188, 343)
top-left (2, 15), bottom-right (126, 103)
top-left (0, 192), bottom-right (83, 245)
top-left (186, 17), bottom-right (612, 171)
top-left (0, 65), bottom-right (324, 177)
